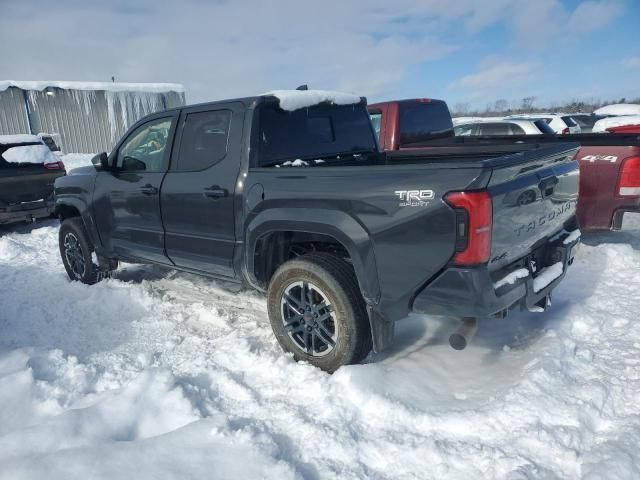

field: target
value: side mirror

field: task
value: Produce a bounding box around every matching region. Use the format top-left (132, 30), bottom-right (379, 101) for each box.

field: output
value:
top-left (91, 152), bottom-right (109, 170)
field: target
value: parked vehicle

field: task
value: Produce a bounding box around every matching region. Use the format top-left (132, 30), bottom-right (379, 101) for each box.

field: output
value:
top-left (569, 114), bottom-right (607, 133)
top-left (607, 124), bottom-right (640, 134)
top-left (0, 134), bottom-right (66, 225)
top-left (454, 118), bottom-right (555, 136)
top-left (55, 90), bottom-right (580, 372)
top-left (369, 98), bottom-right (640, 231)
top-left (506, 114), bottom-right (581, 134)
top-left (593, 115), bottom-right (640, 133)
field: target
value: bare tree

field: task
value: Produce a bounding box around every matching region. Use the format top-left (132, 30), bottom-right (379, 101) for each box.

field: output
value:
top-left (520, 96), bottom-right (536, 112)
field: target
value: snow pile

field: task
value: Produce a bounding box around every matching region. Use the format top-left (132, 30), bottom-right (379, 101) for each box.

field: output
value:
top-left (0, 80), bottom-right (184, 94)
top-left (2, 144), bottom-right (59, 165)
top-left (262, 89), bottom-right (361, 111)
top-left (0, 134), bottom-right (42, 145)
top-left (594, 103), bottom-right (640, 116)
top-left (1, 215), bottom-right (640, 478)
top-left (593, 115), bottom-right (640, 133)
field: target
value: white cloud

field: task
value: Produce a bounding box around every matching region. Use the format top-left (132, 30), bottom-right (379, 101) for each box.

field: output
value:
top-left (623, 57), bottom-right (640, 69)
top-left (567, 0), bottom-right (622, 33)
top-left (510, 0), bottom-right (622, 47)
top-left (0, 0), bottom-right (473, 103)
top-left (451, 60), bottom-right (538, 91)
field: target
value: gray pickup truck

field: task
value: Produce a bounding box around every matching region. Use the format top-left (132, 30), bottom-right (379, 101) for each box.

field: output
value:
top-left (54, 90), bottom-right (580, 371)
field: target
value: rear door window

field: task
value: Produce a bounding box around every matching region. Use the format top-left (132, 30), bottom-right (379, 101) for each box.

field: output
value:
top-left (477, 123), bottom-right (511, 135)
top-left (454, 124), bottom-right (475, 136)
top-left (509, 123), bottom-right (526, 135)
top-left (175, 110), bottom-right (231, 171)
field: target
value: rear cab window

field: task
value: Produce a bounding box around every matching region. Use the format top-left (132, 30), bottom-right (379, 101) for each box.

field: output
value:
top-left (255, 102), bottom-right (377, 167)
top-left (561, 116), bottom-right (578, 127)
top-left (398, 100), bottom-right (453, 146)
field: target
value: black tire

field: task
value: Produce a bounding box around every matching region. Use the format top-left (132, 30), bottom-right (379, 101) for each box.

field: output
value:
top-left (59, 217), bottom-right (99, 284)
top-left (267, 252), bottom-right (372, 372)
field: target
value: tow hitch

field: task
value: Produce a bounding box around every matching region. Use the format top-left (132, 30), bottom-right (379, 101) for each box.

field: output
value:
top-left (449, 317), bottom-right (477, 350)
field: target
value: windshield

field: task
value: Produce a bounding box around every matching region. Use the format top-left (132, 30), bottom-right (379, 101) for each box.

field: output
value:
top-left (398, 100), bottom-right (454, 146)
top-left (256, 102), bottom-right (377, 166)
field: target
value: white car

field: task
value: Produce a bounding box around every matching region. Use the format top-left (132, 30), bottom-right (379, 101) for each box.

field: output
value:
top-left (592, 115), bottom-right (640, 133)
top-left (453, 118), bottom-right (556, 136)
top-left (506, 114), bottom-right (581, 134)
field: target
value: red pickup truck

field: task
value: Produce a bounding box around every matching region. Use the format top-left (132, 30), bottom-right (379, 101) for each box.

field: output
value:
top-left (369, 99), bottom-right (640, 231)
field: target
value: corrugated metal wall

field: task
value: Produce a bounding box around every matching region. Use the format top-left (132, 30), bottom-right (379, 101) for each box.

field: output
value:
top-left (0, 87), bottom-right (185, 153)
top-left (0, 87), bottom-right (30, 134)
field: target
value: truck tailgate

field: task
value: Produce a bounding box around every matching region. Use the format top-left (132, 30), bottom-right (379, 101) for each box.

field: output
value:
top-left (0, 165), bottom-right (62, 205)
top-left (486, 144), bottom-right (579, 271)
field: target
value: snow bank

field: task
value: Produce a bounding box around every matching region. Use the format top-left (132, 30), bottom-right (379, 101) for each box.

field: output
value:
top-left (1, 219), bottom-right (640, 478)
top-left (0, 80), bottom-right (184, 94)
top-left (593, 115), bottom-right (640, 133)
top-left (262, 89), bottom-right (361, 111)
top-left (2, 144), bottom-right (59, 164)
top-left (593, 103), bottom-right (640, 116)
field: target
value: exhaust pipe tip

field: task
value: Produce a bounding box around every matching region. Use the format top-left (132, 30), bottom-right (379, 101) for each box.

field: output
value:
top-left (449, 333), bottom-right (468, 350)
top-left (449, 317), bottom-right (477, 350)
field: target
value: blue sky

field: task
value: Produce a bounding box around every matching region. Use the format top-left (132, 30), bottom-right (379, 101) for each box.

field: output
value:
top-left (1, 0), bottom-right (638, 109)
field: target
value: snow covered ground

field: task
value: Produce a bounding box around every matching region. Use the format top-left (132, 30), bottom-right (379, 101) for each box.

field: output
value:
top-left (0, 214), bottom-right (639, 479)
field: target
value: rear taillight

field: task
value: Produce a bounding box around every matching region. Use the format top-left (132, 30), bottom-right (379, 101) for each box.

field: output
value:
top-left (445, 190), bottom-right (492, 265)
top-left (44, 161), bottom-right (65, 170)
top-left (618, 156), bottom-right (640, 196)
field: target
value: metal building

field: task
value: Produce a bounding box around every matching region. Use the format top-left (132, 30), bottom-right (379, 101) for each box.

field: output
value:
top-left (0, 81), bottom-right (185, 153)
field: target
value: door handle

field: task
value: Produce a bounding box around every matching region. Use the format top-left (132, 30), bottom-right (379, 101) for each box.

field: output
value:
top-left (203, 186), bottom-right (228, 198)
top-left (140, 184), bottom-right (158, 195)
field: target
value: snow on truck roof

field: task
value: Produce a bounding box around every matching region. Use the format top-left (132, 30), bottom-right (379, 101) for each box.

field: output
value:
top-left (0, 80), bottom-right (185, 94)
top-left (262, 89), bottom-right (361, 111)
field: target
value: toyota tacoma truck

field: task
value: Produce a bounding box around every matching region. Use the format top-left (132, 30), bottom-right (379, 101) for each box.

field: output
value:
top-left (54, 90), bottom-right (580, 372)
top-left (1, 134), bottom-right (66, 225)
top-left (369, 99), bottom-right (640, 231)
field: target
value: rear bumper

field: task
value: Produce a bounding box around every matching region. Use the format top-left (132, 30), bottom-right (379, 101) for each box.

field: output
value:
top-left (0, 199), bottom-right (55, 225)
top-left (412, 234), bottom-right (579, 318)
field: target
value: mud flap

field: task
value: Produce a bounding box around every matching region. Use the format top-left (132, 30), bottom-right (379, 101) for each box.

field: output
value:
top-left (366, 306), bottom-right (395, 352)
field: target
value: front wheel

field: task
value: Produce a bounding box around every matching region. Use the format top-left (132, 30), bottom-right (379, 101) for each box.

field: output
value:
top-left (59, 217), bottom-right (99, 284)
top-left (267, 253), bottom-right (372, 372)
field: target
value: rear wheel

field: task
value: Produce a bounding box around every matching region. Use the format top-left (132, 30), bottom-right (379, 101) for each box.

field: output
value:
top-left (59, 217), bottom-right (99, 284)
top-left (267, 253), bottom-right (372, 372)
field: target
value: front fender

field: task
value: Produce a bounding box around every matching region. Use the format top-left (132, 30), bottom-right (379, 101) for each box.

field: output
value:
top-left (54, 196), bottom-right (101, 250)
top-left (244, 207), bottom-right (381, 305)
